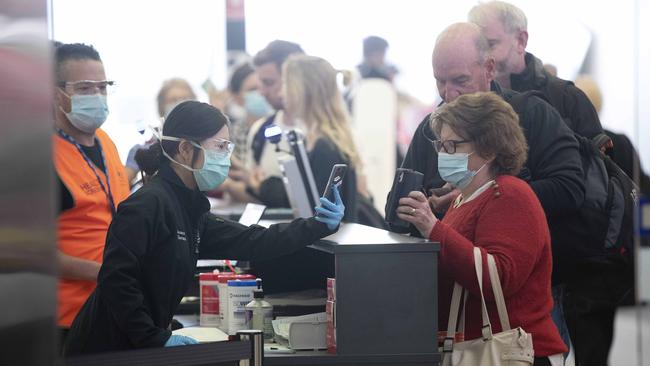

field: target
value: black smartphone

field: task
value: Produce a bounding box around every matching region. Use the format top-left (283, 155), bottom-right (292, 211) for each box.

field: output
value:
top-left (322, 164), bottom-right (347, 202)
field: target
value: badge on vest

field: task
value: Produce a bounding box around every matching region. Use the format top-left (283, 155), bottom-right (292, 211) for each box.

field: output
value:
top-left (80, 180), bottom-right (103, 195)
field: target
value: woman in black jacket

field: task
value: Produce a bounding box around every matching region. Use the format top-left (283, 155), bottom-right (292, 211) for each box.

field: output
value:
top-left (64, 101), bottom-right (344, 355)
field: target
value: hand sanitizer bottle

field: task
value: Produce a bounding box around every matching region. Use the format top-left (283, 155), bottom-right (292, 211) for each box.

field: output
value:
top-left (245, 279), bottom-right (274, 341)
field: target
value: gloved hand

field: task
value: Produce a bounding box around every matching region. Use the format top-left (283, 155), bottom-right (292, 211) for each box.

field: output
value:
top-left (164, 334), bottom-right (198, 347)
top-left (125, 143), bottom-right (144, 171)
top-left (315, 185), bottom-right (345, 230)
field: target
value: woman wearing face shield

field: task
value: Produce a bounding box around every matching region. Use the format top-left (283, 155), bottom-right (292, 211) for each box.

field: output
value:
top-left (63, 101), bottom-right (344, 355)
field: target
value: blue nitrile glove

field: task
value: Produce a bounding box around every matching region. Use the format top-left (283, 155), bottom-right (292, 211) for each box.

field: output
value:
top-left (314, 185), bottom-right (345, 230)
top-left (164, 334), bottom-right (199, 347)
top-left (125, 143), bottom-right (144, 171)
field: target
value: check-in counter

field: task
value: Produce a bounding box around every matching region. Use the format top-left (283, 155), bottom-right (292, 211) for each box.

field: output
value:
top-left (66, 224), bottom-right (441, 365)
top-left (264, 223), bottom-right (441, 365)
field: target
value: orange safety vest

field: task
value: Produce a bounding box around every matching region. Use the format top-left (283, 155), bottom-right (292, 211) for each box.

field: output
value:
top-left (54, 128), bottom-right (130, 327)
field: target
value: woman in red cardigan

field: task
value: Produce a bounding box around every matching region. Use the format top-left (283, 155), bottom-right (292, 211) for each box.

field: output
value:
top-left (397, 92), bottom-right (567, 366)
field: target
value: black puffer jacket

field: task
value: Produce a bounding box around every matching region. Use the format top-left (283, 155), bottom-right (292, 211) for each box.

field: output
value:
top-left (510, 52), bottom-right (603, 139)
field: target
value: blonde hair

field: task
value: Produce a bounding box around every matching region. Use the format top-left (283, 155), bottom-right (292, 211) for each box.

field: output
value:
top-left (574, 75), bottom-right (603, 114)
top-left (283, 55), bottom-right (362, 169)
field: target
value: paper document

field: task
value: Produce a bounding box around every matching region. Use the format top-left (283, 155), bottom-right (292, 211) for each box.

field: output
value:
top-left (272, 312), bottom-right (327, 339)
top-left (172, 326), bottom-right (229, 343)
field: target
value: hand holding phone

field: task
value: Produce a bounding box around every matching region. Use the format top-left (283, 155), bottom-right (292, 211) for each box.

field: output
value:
top-left (322, 164), bottom-right (347, 202)
top-left (315, 164), bottom-right (347, 230)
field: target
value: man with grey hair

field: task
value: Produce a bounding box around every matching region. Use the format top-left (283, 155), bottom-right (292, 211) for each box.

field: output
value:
top-left (468, 0), bottom-right (603, 139)
top-left (470, 4), bottom-right (621, 365)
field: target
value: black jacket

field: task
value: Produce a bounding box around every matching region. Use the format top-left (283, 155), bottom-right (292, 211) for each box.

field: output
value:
top-left (605, 129), bottom-right (650, 194)
top-left (510, 52), bottom-right (603, 139)
top-left (64, 163), bottom-right (333, 355)
top-left (391, 82), bottom-right (584, 223)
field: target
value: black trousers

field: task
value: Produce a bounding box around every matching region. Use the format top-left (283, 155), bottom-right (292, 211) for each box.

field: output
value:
top-left (59, 327), bottom-right (69, 356)
top-left (533, 356), bottom-right (552, 366)
top-left (564, 287), bottom-right (617, 366)
top-left (563, 262), bottom-right (633, 366)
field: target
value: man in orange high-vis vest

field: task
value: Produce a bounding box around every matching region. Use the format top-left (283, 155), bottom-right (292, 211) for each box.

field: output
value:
top-left (53, 43), bottom-right (130, 345)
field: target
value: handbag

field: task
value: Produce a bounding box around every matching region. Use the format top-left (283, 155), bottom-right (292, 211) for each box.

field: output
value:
top-left (441, 247), bottom-right (534, 366)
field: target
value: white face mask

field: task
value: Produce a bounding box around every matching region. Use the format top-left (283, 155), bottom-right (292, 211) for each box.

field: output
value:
top-left (159, 135), bottom-right (233, 191)
top-left (438, 152), bottom-right (488, 189)
top-left (60, 92), bottom-right (109, 133)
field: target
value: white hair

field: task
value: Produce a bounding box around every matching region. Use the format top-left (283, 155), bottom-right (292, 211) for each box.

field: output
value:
top-left (468, 1), bottom-right (528, 33)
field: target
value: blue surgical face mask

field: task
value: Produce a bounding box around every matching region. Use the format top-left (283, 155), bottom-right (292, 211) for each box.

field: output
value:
top-left (438, 152), bottom-right (486, 189)
top-left (244, 90), bottom-right (272, 117)
top-left (160, 136), bottom-right (231, 191)
top-left (60, 92), bottom-right (109, 133)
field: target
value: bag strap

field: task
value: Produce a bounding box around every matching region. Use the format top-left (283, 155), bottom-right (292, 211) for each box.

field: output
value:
top-left (487, 254), bottom-right (511, 331)
top-left (443, 282), bottom-right (464, 352)
top-left (444, 248), bottom-right (498, 352)
top-left (473, 247), bottom-right (493, 341)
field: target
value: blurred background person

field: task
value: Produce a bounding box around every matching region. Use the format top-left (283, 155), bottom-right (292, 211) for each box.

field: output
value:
top-left (124, 78), bottom-right (197, 184)
top-left (574, 74), bottom-right (650, 193)
top-left (220, 40), bottom-right (304, 205)
top-left (357, 35), bottom-right (398, 81)
top-left (225, 62), bottom-right (272, 164)
top-left (282, 54), bottom-right (361, 220)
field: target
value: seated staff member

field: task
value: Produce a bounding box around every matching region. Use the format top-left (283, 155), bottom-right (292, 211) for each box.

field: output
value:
top-left (397, 93), bottom-right (566, 366)
top-left (64, 101), bottom-right (344, 355)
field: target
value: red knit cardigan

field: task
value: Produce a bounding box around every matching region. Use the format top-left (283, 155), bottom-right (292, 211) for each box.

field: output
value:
top-left (429, 175), bottom-right (567, 356)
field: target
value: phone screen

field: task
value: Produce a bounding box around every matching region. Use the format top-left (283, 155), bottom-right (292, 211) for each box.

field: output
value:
top-left (322, 164), bottom-right (347, 202)
top-left (238, 203), bottom-right (267, 226)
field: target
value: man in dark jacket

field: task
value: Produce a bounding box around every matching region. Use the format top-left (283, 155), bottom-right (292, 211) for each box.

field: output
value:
top-left (386, 24), bottom-right (584, 364)
top-left (466, 3), bottom-right (626, 364)
top-left (389, 22), bottom-right (584, 220)
top-left (468, 1), bottom-right (603, 140)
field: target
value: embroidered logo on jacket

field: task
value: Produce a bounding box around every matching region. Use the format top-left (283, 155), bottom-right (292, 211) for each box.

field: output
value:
top-left (176, 230), bottom-right (187, 241)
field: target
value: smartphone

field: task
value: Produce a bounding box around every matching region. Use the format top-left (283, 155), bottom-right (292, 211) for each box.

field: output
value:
top-left (322, 164), bottom-right (347, 202)
top-left (238, 203), bottom-right (267, 226)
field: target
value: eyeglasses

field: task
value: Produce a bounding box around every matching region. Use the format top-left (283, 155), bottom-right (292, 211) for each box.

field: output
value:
top-left (201, 138), bottom-right (235, 156)
top-left (433, 139), bottom-right (470, 154)
top-left (58, 80), bottom-right (116, 95)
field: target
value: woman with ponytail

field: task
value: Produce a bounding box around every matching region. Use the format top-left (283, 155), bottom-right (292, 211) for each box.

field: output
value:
top-left (64, 101), bottom-right (345, 355)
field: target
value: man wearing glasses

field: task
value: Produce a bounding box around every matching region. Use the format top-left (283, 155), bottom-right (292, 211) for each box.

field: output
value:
top-left (390, 22), bottom-right (583, 230)
top-left (53, 42), bottom-right (130, 345)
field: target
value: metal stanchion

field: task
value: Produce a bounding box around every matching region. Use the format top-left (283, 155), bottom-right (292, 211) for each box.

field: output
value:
top-left (237, 330), bottom-right (263, 366)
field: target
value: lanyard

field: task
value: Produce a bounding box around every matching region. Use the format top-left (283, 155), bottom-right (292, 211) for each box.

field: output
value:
top-left (56, 129), bottom-right (116, 215)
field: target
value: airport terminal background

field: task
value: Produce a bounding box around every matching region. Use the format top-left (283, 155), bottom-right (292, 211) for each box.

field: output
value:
top-left (2, 0), bottom-right (650, 365)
